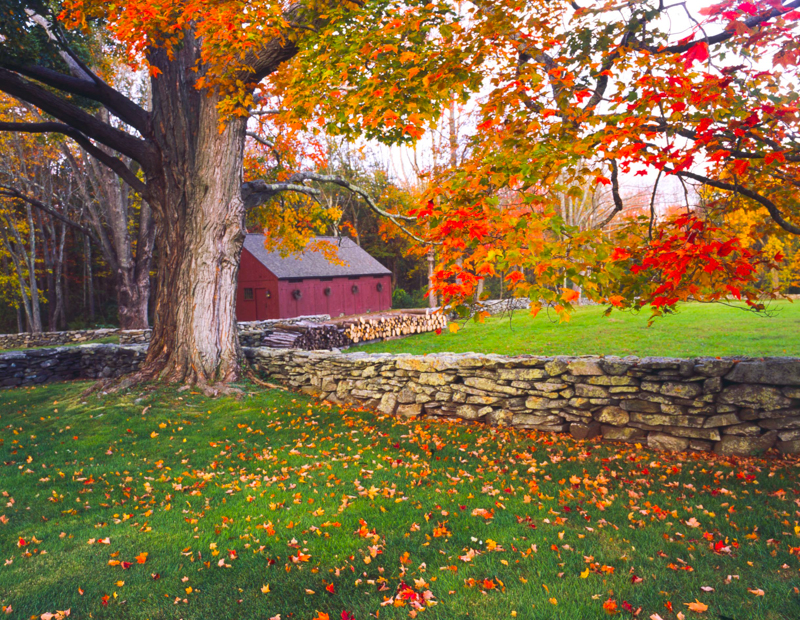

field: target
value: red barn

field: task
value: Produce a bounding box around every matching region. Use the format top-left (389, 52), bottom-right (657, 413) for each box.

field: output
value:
top-left (236, 234), bottom-right (393, 321)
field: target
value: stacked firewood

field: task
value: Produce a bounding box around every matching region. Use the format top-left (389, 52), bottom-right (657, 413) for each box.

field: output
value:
top-left (292, 324), bottom-right (352, 350)
top-left (260, 321), bottom-right (352, 350)
top-left (335, 310), bottom-right (447, 344)
top-left (256, 311), bottom-right (447, 350)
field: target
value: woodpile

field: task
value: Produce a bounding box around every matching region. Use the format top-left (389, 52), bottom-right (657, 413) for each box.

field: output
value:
top-left (259, 321), bottom-right (351, 350)
top-left (256, 310), bottom-right (447, 350)
top-left (335, 309), bottom-right (447, 344)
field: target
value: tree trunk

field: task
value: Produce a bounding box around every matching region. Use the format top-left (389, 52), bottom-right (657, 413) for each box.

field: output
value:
top-left (427, 248), bottom-right (437, 308)
top-left (143, 59), bottom-right (247, 386)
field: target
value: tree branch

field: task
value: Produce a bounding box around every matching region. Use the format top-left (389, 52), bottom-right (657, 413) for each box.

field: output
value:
top-left (5, 63), bottom-right (150, 134)
top-left (246, 131), bottom-right (276, 148)
top-left (594, 160), bottom-right (624, 229)
top-left (658, 0), bottom-right (800, 54)
top-left (0, 185), bottom-right (99, 244)
top-left (0, 121), bottom-right (148, 198)
top-left (674, 169), bottom-right (800, 235)
top-left (241, 173), bottom-right (429, 243)
top-left (0, 68), bottom-right (153, 164)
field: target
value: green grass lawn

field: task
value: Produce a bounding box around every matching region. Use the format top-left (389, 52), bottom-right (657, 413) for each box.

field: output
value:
top-left (1, 383), bottom-right (799, 619)
top-left (355, 301), bottom-right (800, 358)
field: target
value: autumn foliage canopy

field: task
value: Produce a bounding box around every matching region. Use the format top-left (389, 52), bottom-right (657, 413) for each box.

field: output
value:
top-left (4, 0), bottom-right (800, 326)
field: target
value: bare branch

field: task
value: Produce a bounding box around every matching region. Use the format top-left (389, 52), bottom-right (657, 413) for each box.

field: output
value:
top-left (6, 63), bottom-right (150, 134)
top-left (246, 131), bottom-right (276, 148)
top-left (0, 68), bottom-right (153, 164)
top-left (241, 172), bottom-right (429, 243)
top-left (594, 160), bottom-right (624, 229)
top-left (0, 184), bottom-right (100, 244)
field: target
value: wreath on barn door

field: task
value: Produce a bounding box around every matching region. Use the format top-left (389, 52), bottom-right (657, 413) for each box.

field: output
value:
top-left (323, 287), bottom-right (331, 296)
top-left (376, 283), bottom-right (383, 292)
top-left (292, 289), bottom-right (302, 300)
top-left (351, 285), bottom-right (359, 294)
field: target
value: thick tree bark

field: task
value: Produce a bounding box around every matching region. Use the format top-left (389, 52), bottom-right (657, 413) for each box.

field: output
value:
top-left (141, 38), bottom-right (249, 386)
top-left (0, 10), bottom-right (300, 385)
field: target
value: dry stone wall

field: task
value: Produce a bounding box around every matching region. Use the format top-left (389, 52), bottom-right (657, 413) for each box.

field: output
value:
top-left (2, 342), bottom-right (798, 458)
top-left (0, 316), bottom-right (332, 350)
top-left (0, 328), bottom-right (119, 349)
top-left (0, 344), bottom-right (145, 388)
top-left (118, 315), bottom-right (331, 347)
top-left (246, 349), bottom-right (800, 457)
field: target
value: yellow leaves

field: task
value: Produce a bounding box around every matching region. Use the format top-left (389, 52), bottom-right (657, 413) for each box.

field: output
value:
top-left (549, 597), bottom-right (558, 605)
top-left (448, 323), bottom-right (460, 334)
top-left (261, 584), bottom-right (271, 594)
top-left (115, 581), bottom-right (124, 587)
top-left (184, 587), bottom-right (193, 595)
top-left (684, 600), bottom-right (708, 613)
top-left (580, 568), bottom-right (590, 579)
top-left (150, 431), bottom-right (159, 438)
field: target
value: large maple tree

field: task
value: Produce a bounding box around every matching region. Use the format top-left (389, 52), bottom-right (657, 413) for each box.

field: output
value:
top-left (0, 0), bottom-right (469, 389)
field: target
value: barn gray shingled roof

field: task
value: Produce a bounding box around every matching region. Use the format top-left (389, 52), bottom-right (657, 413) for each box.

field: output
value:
top-left (243, 234), bottom-right (392, 279)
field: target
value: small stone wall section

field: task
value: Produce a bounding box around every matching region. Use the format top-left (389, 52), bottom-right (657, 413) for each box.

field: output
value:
top-left (118, 315), bottom-right (332, 347)
top-left (246, 349), bottom-right (800, 457)
top-left (0, 344), bottom-right (146, 387)
top-left (0, 328), bottom-right (119, 349)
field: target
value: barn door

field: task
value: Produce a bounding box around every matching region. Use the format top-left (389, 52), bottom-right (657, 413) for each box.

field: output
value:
top-left (255, 288), bottom-right (268, 320)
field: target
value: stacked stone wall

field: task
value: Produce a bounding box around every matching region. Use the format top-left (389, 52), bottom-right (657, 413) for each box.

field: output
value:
top-left (0, 344), bottom-right (146, 388)
top-left (3, 342), bottom-right (798, 457)
top-left (118, 315), bottom-right (331, 347)
top-left (0, 316), bottom-right (332, 349)
top-left (246, 349), bottom-right (800, 456)
top-left (0, 328), bottom-right (119, 349)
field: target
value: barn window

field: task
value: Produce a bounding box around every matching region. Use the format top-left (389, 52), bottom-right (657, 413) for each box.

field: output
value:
top-left (243, 288), bottom-right (254, 300)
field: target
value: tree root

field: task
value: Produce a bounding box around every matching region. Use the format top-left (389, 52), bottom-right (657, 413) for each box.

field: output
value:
top-left (244, 368), bottom-right (284, 390)
top-left (82, 367), bottom-right (161, 397)
top-left (79, 360), bottom-right (269, 401)
top-left (197, 382), bottom-right (244, 399)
